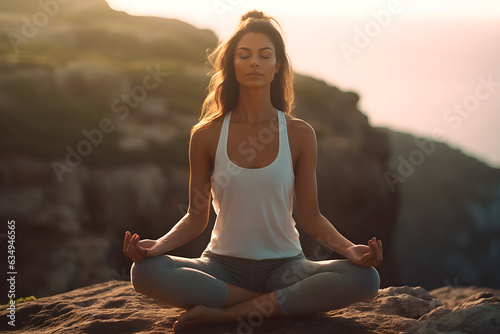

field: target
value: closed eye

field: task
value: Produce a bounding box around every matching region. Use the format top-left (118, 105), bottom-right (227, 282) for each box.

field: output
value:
top-left (238, 55), bottom-right (270, 59)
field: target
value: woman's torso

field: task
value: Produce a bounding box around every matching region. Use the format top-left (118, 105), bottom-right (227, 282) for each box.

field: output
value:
top-left (203, 109), bottom-right (303, 259)
top-left (205, 111), bottom-right (300, 174)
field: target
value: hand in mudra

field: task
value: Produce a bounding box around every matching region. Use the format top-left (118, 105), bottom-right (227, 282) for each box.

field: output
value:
top-left (344, 237), bottom-right (383, 268)
top-left (123, 231), bottom-right (161, 262)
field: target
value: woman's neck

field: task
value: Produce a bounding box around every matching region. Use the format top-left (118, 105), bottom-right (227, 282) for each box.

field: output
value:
top-left (233, 86), bottom-right (275, 125)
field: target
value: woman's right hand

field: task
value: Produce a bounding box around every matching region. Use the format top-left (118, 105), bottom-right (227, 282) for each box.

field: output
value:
top-left (123, 231), bottom-right (162, 262)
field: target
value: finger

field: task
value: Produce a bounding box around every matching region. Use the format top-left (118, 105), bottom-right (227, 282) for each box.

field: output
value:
top-left (123, 231), bottom-right (131, 254)
top-left (368, 240), bottom-right (377, 258)
top-left (126, 234), bottom-right (140, 260)
top-left (369, 238), bottom-right (380, 251)
top-left (124, 232), bottom-right (134, 258)
top-left (125, 235), bottom-right (135, 262)
top-left (131, 234), bottom-right (144, 258)
top-left (371, 240), bottom-right (383, 265)
top-left (373, 239), bottom-right (382, 259)
top-left (369, 241), bottom-right (382, 265)
top-left (132, 234), bottom-right (147, 260)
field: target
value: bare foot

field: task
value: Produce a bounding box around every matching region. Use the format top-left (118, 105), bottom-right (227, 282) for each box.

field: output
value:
top-left (173, 304), bottom-right (228, 331)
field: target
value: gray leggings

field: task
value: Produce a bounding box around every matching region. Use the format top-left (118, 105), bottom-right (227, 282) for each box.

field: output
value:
top-left (130, 251), bottom-right (379, 316)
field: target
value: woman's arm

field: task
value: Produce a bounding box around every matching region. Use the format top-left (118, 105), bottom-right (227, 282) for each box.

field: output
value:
top-left (292, 119), bottom-right (382, 267)
top-left (123, 126), bottom-right (213, 262)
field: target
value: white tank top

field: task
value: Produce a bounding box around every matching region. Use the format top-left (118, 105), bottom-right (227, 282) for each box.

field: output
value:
top-left (204, 110), bottom-right (302, 260)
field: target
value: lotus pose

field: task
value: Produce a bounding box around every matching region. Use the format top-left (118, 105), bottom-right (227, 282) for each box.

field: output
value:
top-left (123, 10), bottom-right (382, 330)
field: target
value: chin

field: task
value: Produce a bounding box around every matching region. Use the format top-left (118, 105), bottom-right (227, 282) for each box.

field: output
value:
top-left (239, 80), bottom-right (270, 89)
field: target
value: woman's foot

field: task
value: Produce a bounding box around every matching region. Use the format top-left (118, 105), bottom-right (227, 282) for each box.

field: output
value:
top-left (173, 304), bottom-right (228, 330)
top-left (173, 291), bottom-right (281, 331)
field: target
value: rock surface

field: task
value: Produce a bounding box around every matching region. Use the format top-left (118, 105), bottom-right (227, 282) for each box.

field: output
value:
top-left (1, 281), bottom-right (498, 334)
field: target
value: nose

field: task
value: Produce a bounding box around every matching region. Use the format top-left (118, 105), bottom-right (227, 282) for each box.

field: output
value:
top-left (250, 54), bottom-right (259, 67)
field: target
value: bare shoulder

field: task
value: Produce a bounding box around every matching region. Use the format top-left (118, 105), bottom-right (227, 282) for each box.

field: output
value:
top-left (190, 119), bottom-right (223, 146)
top-left (285, 114), bottom-right (317, 144)
top-left (190, 119), bottom-right (223, 163)
top-left (284, 114), bottom-right (317, 169)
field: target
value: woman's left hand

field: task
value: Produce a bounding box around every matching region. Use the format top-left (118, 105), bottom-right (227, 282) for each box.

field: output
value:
top-left (123, 231), bottom-right (162, 262)
top-left (344, 237), bottom-right (383, 268)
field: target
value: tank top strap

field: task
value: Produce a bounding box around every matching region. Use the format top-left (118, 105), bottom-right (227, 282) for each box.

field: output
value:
top-left (278, 110), bottom-right (293, 170)
top-left (215, 110), bottom-right (291, 170)
top-left (216, 111), bottom-right (232, 160)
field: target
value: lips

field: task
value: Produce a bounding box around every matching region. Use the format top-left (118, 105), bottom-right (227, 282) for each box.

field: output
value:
top-left (247, 72), bottom-right (263, 76)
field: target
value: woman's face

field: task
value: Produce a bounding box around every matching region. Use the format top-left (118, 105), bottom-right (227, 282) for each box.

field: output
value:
top-left (234, 32), bottom-right (280, 89)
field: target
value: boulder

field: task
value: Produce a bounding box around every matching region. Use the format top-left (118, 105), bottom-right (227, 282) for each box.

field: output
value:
top-left (1, 281), bottom-right (498, 333)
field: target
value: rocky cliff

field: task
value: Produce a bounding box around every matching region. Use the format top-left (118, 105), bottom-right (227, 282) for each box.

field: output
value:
top-left (0, 0), bottom-right (398, 301)
top-left (381, 129), bottom-right (500, 289)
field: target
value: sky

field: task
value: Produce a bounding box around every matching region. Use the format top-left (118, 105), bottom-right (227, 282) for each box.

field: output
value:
top-left (106, 0), bottom-right (500, 168)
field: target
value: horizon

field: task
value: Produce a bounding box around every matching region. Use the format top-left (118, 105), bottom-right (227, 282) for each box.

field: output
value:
top-left (105, 0), bottom-right (500, 168)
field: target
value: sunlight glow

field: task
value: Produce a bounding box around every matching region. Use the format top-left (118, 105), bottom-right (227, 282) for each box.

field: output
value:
top-left (105, 0), bottom-right (500, 167)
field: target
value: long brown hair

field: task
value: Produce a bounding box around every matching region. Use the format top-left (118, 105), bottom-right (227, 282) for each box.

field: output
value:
top-left (192, 10), bottom-right (295, 134)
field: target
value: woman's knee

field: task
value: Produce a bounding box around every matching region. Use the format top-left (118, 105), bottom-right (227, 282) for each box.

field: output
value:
top-left (130, 256), bottom-right (166, 294)
top-left (335, 261), bottom-right (379, 300)
top-left (356, 266), bottom-right (380, 299)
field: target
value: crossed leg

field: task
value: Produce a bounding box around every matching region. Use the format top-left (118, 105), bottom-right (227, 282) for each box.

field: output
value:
top-left (131, 254), bottom-right (379, 330)
top-left (130, 254), bottom-right (267, 329)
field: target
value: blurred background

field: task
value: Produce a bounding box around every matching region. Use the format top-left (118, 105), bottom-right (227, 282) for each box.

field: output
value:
top-left (0, 0), bottom-right (499, 302)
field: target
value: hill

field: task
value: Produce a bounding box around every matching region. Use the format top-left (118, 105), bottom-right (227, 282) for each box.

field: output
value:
top-left (381, 129), bottom-right (500, 288)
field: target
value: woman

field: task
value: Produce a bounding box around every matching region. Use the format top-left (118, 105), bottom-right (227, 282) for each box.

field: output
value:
top-left (123, 10), bottom-right (382, 330)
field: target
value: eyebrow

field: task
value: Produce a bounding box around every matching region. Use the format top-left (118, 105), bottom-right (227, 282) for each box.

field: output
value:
top-left (237, 47), bottom-right (274, 52)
